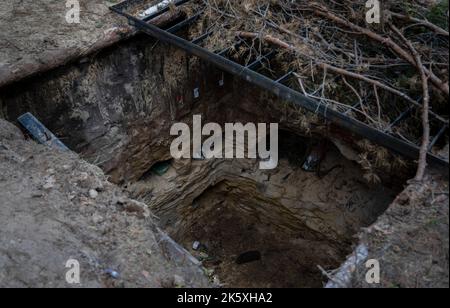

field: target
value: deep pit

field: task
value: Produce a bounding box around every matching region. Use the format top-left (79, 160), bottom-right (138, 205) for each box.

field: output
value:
top-left (131, 130), bottom-right (400, 287)
top-left (0, 35), bottom-right (405, 287)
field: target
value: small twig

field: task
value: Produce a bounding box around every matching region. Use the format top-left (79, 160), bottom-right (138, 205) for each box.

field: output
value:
top-left (373, 85), bottom-right (383, 129)
top-left (389, 11), bottom-right (449, 37)
top-left (391, 25), bottom-right (431, 182)
top-left (236, 27), bottom-right (446, 124)
top-left (311, 5), bottom-right (449, 97)
top-left (236, 31), bottom-right (296, 50)
top-left (317, 265), bottom-right (345, 288)
top-left (318, 63), bottom-right (446, 123)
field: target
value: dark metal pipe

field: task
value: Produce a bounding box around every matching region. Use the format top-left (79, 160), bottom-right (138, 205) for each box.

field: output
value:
top-left (110, 4), bottom-right (449, 168)
top-left (191, 31), bottom-right (213, 45)
top-left (384, 106), bottom-right (416, 133)
top-left (275, 71), bottom-right (294, 84)
top-left (245, 51), bottom-right (276, 70)
top-left (429, 125), bottom-right (448, 151)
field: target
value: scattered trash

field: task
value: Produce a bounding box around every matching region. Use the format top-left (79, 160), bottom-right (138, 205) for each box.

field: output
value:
top-left (193, 87), bottom-right (200, 99)
top-left (235, 251), bottom-right (261, 265)
top-left (302, 154), bottom-right (320, 172)
top-left (197, 252), bottom-right (210, 261)
top-left (150, 160), bottom-right (171, 176)
top-left (104, 269), bottom-right (120, 279)
top-left (325, 244), bottom-right (369, 288)
top-left (139, 0), bottom-right (174, 18)
top-left (157, 230), bottom-right (202, 266)
top-left (17, 112), bottom-right (69, 151)
top-left (302, 141), bottom-right (327, 172)
top-left (192, 241), bottom-right (201, 251)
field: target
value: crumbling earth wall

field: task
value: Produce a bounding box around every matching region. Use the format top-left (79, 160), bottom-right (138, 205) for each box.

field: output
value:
top-left (0, 119), bottom-right (209, 288)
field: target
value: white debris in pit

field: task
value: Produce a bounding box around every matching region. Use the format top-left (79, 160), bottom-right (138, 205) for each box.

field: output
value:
top-left (157, 229), bottom-right (202, 267)
top-left (139, 0), bottom-right (175, 18)
top-left (192, 241), bottom-right (201, 251)
top-left (325, 244), bottom-right (369, 288)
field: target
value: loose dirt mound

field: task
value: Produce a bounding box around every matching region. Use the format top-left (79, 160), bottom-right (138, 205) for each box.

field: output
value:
top-left (0, 119), bottom-right (208, 288)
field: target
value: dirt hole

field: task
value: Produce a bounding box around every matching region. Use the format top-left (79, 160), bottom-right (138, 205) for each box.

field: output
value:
top-left (0, 38), bottom-right (405, 288)
top-left (144, 131), bottom-right (403, 288)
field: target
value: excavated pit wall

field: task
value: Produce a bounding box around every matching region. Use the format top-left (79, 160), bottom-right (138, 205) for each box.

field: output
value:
top-left (0, 34), bottom-right (405, 287)
top-left (0, 33), bottom-right (230, 184)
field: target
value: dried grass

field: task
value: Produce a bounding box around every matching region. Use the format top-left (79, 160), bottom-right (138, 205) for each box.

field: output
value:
top-left (178, 0), bottom-right (448, 179)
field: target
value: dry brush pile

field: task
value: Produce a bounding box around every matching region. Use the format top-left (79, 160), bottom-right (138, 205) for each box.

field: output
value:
top-left (182, 0), bottom-right (449, 180)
